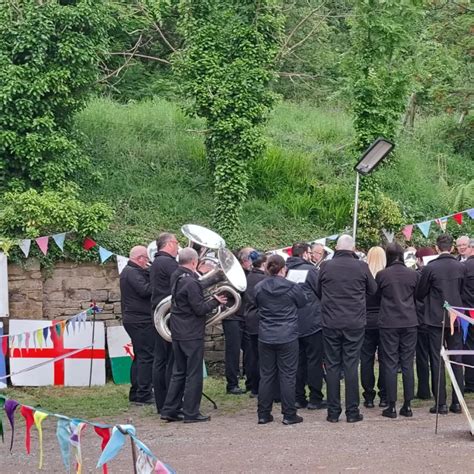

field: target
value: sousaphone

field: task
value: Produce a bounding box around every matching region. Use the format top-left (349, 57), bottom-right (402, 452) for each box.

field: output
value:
top-left (154, 225), bottom-right (246, 342)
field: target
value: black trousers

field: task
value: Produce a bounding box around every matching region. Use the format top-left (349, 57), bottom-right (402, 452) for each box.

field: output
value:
top-left (323, 328), bottom-right (364, 418)
top-left (161, 339), bottom-right (204, 419)
top-left (379, 327), bottom-right (417, 404)
top-left (258, 339), bottom-right (298, 418)
top-left (243, 332), bottom-right (259, 395)
top-left (428, 326), bottom-right (464, 405)
top-left (416, 327), bottom-right (432, 398)
top-left (296, 331), bottom-right (324, 404)
top-left (464, 324), bottom-right (474, 391)
top-left (360, 328), bottom-right (386, 402)
top-left (123, 322), bottom-right (155, 402)
top-left (223, 319), bottom-right (244, 390)
top-left (153, 332), bottom-right (174, 411)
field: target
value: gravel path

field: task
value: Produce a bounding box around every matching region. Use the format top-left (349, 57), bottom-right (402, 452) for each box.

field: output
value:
top-left (1, 398), bottom-right (474, 473)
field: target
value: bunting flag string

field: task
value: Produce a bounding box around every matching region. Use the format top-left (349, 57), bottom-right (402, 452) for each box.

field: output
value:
top-left (0, 394), bottom-right (171, 473)
top-left (3, 207), bottom-right (473, 264)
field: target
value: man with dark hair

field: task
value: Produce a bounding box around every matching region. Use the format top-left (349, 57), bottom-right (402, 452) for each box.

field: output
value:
top-left (150, 232), bottom-right (180, 412)
top-left (417, 233), bottom-right (467, 414)
top-left (161, 248), bottom-right (227, 423)
top-left (120, 246), bottom-right (153, 405)
top-left (462, 238), bottom-right (474, 392)
top-left (316, 235), bottom-right (377, 423)
top-left (223, 247), bottom-right (254, 395)
top-left (286, 242), bottom-right (326, 410)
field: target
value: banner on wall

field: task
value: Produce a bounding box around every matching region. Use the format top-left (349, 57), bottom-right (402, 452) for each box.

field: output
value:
top-left (0, 252), bottom-right (8, 318)
top-left (107, 325), bottom-right (133, 384)
top-left (9, 319), bottom-right (106, 387)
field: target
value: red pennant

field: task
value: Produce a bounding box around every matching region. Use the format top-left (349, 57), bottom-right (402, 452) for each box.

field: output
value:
top-left (83, 237), bottom-right (97, 251)
top-left (282, 247), bottom-right (293, 256)
top-left (402, 225), bottom-right (413, 240)
top-left (20, 406), bottom-right (35, 454)
top-left (453, 213), bottom-right (463, 225)
top-left (94, 426), bottom-right (111, 474)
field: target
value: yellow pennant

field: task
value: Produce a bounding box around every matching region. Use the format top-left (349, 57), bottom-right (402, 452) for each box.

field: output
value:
top-left (34, 410), bottom-right (48, 469)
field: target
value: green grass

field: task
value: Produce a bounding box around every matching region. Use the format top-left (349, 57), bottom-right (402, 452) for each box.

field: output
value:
top-left (74, 97), bottom-right (473, 251)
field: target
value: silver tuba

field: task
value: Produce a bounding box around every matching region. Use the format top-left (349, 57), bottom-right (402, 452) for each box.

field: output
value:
top-left (154, 225), bottom-right (247, 342)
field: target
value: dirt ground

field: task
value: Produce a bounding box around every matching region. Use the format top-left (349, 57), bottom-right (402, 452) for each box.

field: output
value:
top-left (1, 398), bottom-right (474, 473)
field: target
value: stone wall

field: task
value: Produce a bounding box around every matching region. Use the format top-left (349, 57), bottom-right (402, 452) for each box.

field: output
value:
top-left (6, 260), bottom-right (225, 362)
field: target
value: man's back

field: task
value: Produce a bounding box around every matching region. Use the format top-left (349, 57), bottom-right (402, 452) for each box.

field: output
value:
top-left (417, 254), bottom-right (466, 327)
top-left (317, 250), bottom-right (377, 330)
top-left (150, 251), bottom-right (179, 308)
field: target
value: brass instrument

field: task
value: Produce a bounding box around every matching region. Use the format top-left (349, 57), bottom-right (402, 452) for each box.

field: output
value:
top-left (154, 225), bottom-right (247, 342)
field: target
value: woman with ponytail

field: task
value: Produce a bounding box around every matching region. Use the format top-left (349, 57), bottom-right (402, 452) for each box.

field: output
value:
top-left (254, 254), bottom-right (308, 425)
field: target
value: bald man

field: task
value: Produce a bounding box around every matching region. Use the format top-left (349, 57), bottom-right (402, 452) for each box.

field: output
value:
top-left (120, 245), bottom-right (153, 404)
top-left (316, 235), bottom-right (377, 423)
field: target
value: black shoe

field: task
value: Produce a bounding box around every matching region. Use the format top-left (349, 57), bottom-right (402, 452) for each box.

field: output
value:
top-left (347, 413), bottom-right (363, 423)
top-left (382, 406), bottom-right (397, 419)
top-left (307, 400), bottom-right (327, 410)
top-left (184, 414), bottom-right (211, 423)
top-left (249, 392), bottom-right (258, 399)
top-left (258, 415), bottom-right (274, 424)
top-left (295, 401), bottom-right (308, 409)
top-left (282, 415), bottom-right (303, 425)
top-left (131, 397), bottom-right (154, 406)
top-left (160, 413), bottom-right (184, 422)
top-left (399, 406), bottom-right (413, 417)
top-left (449, 403), bottom-right (462, 414)
top-left (429, 404), bottom-right (448, 414)
top-left (227, 387), bottom-right (245, 395)
top-left (364, 400), bottom-right (375, 408)
top-left (379, 399), bottom-right (388, 408)
top-left (326, 415), bottom-right (339, 423)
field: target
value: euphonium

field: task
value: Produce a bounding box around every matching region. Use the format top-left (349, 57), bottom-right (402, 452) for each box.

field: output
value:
top-left (153, 225), bottom-right (247, 342)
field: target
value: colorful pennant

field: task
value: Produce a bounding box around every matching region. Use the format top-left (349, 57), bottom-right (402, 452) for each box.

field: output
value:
top-left (52, 233), bottom-right (66, 251)
top-left (18, 239), bottom-right (31, 257)
top-left (417, 221), bottom-right (432, 238)
top-left (83, 237), bottom-right (97, 251)
top-left (99, 246), bottom-right (114, 263)
top-left (35, 236), bottom-right (49, 256)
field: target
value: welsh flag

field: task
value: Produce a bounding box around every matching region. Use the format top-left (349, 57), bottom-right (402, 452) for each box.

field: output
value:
top-left (107, 325), bottom-right (133, 384)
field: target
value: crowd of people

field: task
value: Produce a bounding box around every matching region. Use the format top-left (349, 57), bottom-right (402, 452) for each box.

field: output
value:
top-left (119, 231), bottom-right (473, 425)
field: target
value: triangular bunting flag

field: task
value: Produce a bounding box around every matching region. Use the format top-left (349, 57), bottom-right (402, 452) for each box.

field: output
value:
top-left (52, 233), bottom-right (66, 251)
top-left (453, 212), bottom-right (463, 225)
top-left (116, 255), bottom-right (129, 275)
top-left (4, 399), bottom-right (19, 451)
top-left (314, 238), bottom-right (326, 246)
top-left (402, 225), bottom-right (413, 240)
top-left (327, 234), bottom-right (339, 241)
top-left (35, 236), bottom-right (49, 256)
top-left (94, 426), bottom-right (111, 474)
top-left (56, 418), bottom-right (72, 471)
top-left (83, 237), bottom-right (97, 251)
top-left (19, 239), bottom-right (31, 258)
top-left (417, 221), bottom-right (431, 238)
top-left (19, 405), bottom-right (35, 454)
top-left (43, 326), bottom-right (50, 344)
top-left (34, 410), bottom-right (48, 469)
top-left (467, 208), bottom-right (474, 219)
top-left (435, 217), bottom-right (448, 232)
top-left (25, 332), bottom-right (30, 350)
top-left (382, 229), bottom-right (394, 243)
top-left (459, 317), bottom-right (469, 344)
top-left (282, 247), bottom-right (292, 256)
top-left (99, 247), bottom-right (114, 264)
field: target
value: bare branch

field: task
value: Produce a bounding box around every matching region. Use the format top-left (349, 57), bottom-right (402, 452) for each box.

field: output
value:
top-left (108, 52), bottom-right (171, 65)
top-left (283, 16), bottom-right (328, 57)
top-left (153, 21), bottom-right (177, 53)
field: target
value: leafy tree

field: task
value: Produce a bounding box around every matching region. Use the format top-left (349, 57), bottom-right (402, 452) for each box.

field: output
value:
top-left (0, 0), bottom-right (111, 190)
top-left (175, 0), bottom-right (284, 243)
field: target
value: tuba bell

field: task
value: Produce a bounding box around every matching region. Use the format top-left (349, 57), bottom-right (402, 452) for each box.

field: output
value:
top-left (154, 225), bottom-right (247, 342)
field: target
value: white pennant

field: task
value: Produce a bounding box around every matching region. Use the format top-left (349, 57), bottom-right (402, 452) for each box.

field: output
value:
top-left (382, 229), bottom-right (395, 243)
top-left (19, 239), bottom-right (31, 257)
top-left (116, 255), bottom-right (129, 274)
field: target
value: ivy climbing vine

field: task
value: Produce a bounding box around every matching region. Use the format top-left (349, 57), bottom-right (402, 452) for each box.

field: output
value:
top-left (175, 0), bottom-right (283, 245)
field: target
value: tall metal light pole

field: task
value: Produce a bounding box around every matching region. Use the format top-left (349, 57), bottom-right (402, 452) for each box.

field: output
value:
top-left (353, 137), bottom-right (395, 242)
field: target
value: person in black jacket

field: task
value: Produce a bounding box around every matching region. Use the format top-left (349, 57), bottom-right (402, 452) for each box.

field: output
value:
top-left (150, 232), bottom-right (180, 412)
top-left (120, 246), bottom-right (153, 404)
top-left (377, 243), bottom-right (419, 418)
top-left (223, 247), bottom-right (254, 395)
top-left (160, 248), bottom-right (227, 423)
top-left (242, 252), bottom-right (267, 398)
top-left (255, 255), bottom-right (308, 425)
top-left (462, 240), bottom-right (474, 392)
top-left (414, 246), bottom-right (437, 400)
top-left (361, 246), bottom-right (387, 409)
top-left (316, 234), bottom-right (377, 423)
top-left (286, 242), bottom-right (326, 410)
top-left (416, 233), bottom-right (467, 414)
